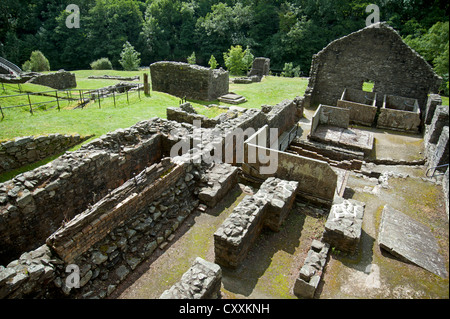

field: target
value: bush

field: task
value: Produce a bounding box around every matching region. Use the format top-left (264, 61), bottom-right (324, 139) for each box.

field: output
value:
top-left (281, 62), bottom-right (301, 77)
top-left (187, 52), bottom-right (196, 64)
top-left (119, 41), bottom-right (141, 71)
top-left (223, 45), bottom-right (253, 76)
top-left (22, 50), bottom-right (50, 72)
top-left (90, 57), bottom-right (113, 70)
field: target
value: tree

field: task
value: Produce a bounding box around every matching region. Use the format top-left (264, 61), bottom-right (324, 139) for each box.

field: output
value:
top-left (281, 62), bottom-right (301, 77)
top-left (187, 52), bottom-right (196, 64)
top-left (119, 41), bottom-right (141, 71)
top-left (208, 55), bottom-right (218, 69)
top-left (223, 45), bottom-right (253, 76)
top-left (22, 50), bottom-right (50, 72)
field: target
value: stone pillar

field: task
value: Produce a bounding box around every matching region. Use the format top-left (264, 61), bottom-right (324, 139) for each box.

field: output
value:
top-left (424, 94), bottom-right (442, 125)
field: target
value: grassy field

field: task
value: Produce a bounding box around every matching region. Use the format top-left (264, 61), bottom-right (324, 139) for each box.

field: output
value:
top-left (0, 70), bottom-right (308, 141)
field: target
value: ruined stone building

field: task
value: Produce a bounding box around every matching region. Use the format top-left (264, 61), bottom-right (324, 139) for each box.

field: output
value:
top-left (0, 22), bottom-right (448, 300)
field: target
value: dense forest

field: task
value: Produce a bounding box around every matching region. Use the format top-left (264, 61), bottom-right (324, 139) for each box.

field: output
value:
top-left (0, 0), bottom-right (448, 80)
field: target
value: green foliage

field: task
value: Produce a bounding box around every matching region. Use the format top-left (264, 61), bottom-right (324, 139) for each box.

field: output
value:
top-left (1, 0), bottom-right (449, 74)
top-left (187, 52), bottom-right (196, 64)
top-left (90, 58), bottom-right (113, 70)
top-left (404, 21), bottom-right (449, 96)
top-left (119, 41), bottom-right (141, 71)
top-left (223, 45), bottom-right (253, 76)
top-left (22, 50), bottom-right (50, 72)
top-left (281, 62), bottom-right (301, 78)
top-left (208, 55), bottom-right (218, 69)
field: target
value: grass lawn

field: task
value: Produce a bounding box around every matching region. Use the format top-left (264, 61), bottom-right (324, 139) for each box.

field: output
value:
top-left (0, 71), bottom-right (308, 142)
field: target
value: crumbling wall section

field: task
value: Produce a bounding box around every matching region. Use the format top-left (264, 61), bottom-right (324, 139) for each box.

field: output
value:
top-left (150, 61), bottom-right (229, 101)
top-left (304, 23), bottom-right (441, 114)
top-left (0, 134), bottom-right (89, 174)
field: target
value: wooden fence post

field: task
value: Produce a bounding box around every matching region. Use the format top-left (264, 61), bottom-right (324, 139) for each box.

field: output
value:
top-left (56, 91), bottom-right (60, 111)
top-left (27, 93), bottom-right (33, 115)
top-left (144, 73), bottom-right (150, 96)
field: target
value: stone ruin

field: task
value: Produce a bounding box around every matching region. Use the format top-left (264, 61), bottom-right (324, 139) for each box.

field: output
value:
top-left (304, 23), bottom-right (441, 114)
top-left (159, 257), bottom-right (222, 299)
top-left (150, 61), bottom-right (229, 101)
top-left (232, 57), bottom-right (270, 84)
top-left (0, 22), bottom-right (448, 300)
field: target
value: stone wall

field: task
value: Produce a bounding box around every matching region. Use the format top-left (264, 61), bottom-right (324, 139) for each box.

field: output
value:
top-left (336, 88), bottom-right (378, 126)
top-left (160, 257), bottom-right (222, 299)
top-left (0, 134), bottom-right (89, 174)
top-left (304, 23), bottom-right (441, 116)
top-left (150, 61), bottom-right (229, 101)
top-left (243, 125), bottom-right (338, 206)
top-left (167, 107), bottom-right (221, 128)
top-left (377, 95), bottom-right (421, 133)
top-left (214, 177), bottom-right (298, 268)
top-left (27, 71), bottom-right (77, 90)
top-left (311, 105), bottom-right (350, 135)
top-left (0, 118), bottom-right (189, 265)
top-left (425, 103), bottom-right (449, 173)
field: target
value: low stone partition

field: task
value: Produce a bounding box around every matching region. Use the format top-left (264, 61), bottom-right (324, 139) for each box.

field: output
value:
top-left (322, 197), bottom-right (365, 254)
top-left (214, 177), bottom-right (298, 268)
top-left (243, 125), bottom-right (338, 206)
top-left (377, 95), bottom-right (421, 133)
top-left (293, 240), bottom-right (330, 299)
top-left (0, 134), bottom-right (90, 174)
top-left (167, 106), bottom-right (222, 128)
top-left (150, 61), bottom-right (229, 101)
top-left (198, 163), bottom-right (238, 208)
top-left (265, 99), bottom-right (299, 135)
top-left (424, 94), bottom-right (442, 125)
top-left (309, 105), bottom-right (374, 157)
top-left (336, 88), bottom-right (378, 126)
top-left (159, 257), bottom-right (222, 299)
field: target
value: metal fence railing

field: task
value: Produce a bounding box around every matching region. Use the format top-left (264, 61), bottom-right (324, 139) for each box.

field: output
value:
top-left (0, 82), bottom-right (144, 119)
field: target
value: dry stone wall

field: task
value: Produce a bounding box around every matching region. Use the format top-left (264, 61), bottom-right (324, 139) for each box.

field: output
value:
top-left (0, 134), bottom-right (89, 174)
top-left (304, 23), bottom-right (441, 115)
top-left (150, 61), bottom-right (229, 101)
top-left (0, 118), bottom-right (195, 265)
top-left (27, 71), bottom-right (77, 90)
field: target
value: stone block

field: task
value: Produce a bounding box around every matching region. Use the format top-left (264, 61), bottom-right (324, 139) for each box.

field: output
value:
top-left (378, 205), bottom-right (447, 278)
top-left (198, 163), bottom-right (238, 207)
top-left (159, 257), bottom-right (222, 299)
top-left (323, 197), bottom-right (365, 254)
top-left (293, 240), bottom-right (330, 299)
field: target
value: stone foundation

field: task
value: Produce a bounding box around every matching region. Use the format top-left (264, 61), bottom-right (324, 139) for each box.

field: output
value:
top-left (293, 240), bottom-right (329, 299)
top-left (322, 198), bottom-right (365, 254)
top-left (214, 177), bottom-right (298, 268)
top-left (159, 257), bottom-right (222, 299)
